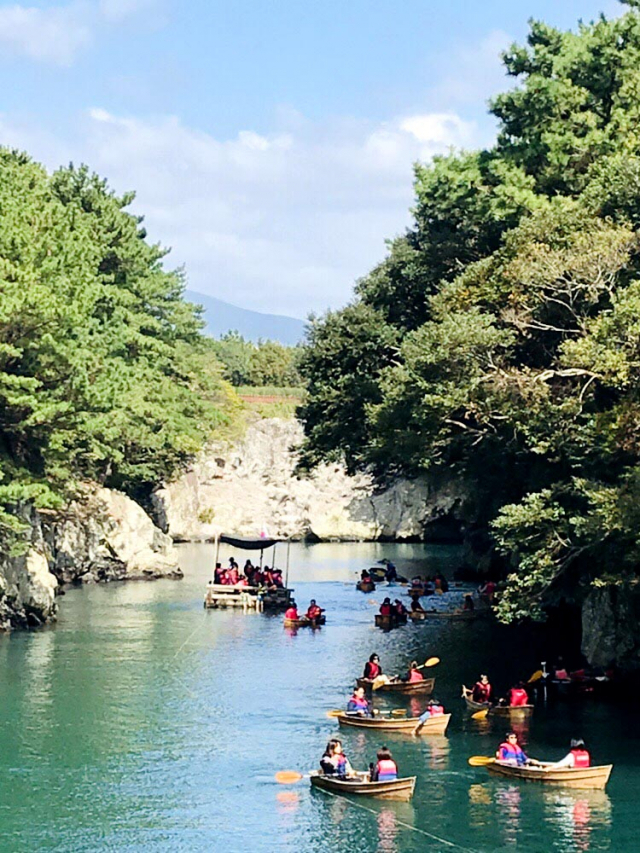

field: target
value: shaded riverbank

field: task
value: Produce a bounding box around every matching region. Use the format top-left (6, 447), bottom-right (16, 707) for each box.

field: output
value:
top-left (0, 542), bottom-right (636, 851)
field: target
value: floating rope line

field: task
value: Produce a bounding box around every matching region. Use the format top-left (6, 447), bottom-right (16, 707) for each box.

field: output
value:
top-left (316, 787), bottom-right (480, 852)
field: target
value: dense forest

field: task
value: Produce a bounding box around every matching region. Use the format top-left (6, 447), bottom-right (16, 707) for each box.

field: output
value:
top-left (0, 151), bottom-right (234, 534)
top-left (212, 332), bottom-right (301, 388)
top-left (299, 1), bottom-right (640, 623)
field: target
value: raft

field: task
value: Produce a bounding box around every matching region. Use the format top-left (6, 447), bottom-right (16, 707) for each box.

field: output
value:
top-left (462, 686), bottom-right (534, 718)
top-left (283, 615), bottom-right (326, 628)
top-left (486, 762), bottom-right (613, 790)
top-left (356, 581), bottom-right (376, 592)
top-left (337, 712), bottom-right (450, 735)
top-left (310, 771), bottom-right (416, 801)
top-left (357, 676), bottom-right (435, 696)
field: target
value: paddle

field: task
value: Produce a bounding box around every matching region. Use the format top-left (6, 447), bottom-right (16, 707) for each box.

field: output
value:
top-left (327, 709), bottom-right (380, 718)
top-left (419, 656), bottom-right (440, 669)
top-left (275, 770), bottom-right (304, 784)
top-left (468, 756), bottom-right (495, 767)
top-left (471, 709), bottom-right (489, 720)
top-left (391, 708), bottom-right (407, 717)
top-left (528, 669), bottom-right (544, 683)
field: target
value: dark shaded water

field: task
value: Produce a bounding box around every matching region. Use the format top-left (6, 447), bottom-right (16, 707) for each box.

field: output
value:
top-left (0, 542), bottom-right (637, 851)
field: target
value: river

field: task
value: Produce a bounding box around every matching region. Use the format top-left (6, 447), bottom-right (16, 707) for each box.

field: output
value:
top-left (0, 541), bottom-right (636, 852)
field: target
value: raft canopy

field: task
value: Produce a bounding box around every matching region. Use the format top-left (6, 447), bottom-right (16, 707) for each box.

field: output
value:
top-left (219, 534), bottom-right (280, 551)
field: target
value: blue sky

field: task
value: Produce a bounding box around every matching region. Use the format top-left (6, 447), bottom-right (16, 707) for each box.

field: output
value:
top-left (0, 0), bottom-right (623, 317)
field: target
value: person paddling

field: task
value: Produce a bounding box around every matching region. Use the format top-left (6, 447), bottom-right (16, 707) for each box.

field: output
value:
top-left (379, 597), bottom-right (393, 617)
top-left (284, 601), bottom-right (299, 621)
top-left (363, 653), bottom-right (382, 680)
top-left (546, 739), bottom-right (591, 769)
top-left (346, 686), bottom-right (372, 717)
top-left (414, 698), bottom-right (445, 733)
top-left (403, 661), bottom-right (423, 683)
top-left (472, 674), bottom-right (492, 704)
top-left (306, 599), bottom-right (324, 621)
top-left (320, 738), bottom-right (354, 778)
top-left (371, 746), bottom-right (398, 781)
top-left (508, 682), bottom-right (529, 706)
top-left (496, 732), bottom-right (541, 766)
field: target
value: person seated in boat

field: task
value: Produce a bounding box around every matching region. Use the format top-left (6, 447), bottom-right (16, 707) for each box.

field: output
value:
top-left (371, 746), bottom-right (398, 781)
top-left (379, 598), bottom-right (393, 617)
top-left (472, 674), bottom-right (492, 704)
top-left (410, 597), bottom-right (425, 613)
top-left (271, 569), bottom-right (284, 588)
top-left (496, 732), bottom-right (539, 766)
top-left (417, 698), bottom-right (445, 724)
top-left (478, 579), bottom-right (496, 603)
top-left (363, 653), bottom-right (382, 680)
top-left (435, 572), bottom-right (449, 593)
top-left (463, 594), bottom-right (475, 611)
top-left (213, 563), bottom-right (224, 584)
top-left (508, 682), bottom-right (529, 706)
top-left (360, 569), bottom-right (372, 582)
top-left (320, 738), bottom-right (354, 778)
top-left (227, 564), bottom-right (239, 585)
top-left (346, 687), bottom-right (372, 717)
top-left (545, 739), bottom-right (591, 770)
top-left (553, 657), bottom-right (571, 681)
top-left (393, 599), bottom-right (407, 617)
top-left (252, 568), bottom-right (264, 586)
top-left (410, 575), bottom-right (424, 589)
top-left (385, 562), bottom-right (398, 582)
top-left (262, 566), bottom-right (274, 586)
top-left (306, 599), bottom-right (324, 621)
top-left (403, 661), bottom-right (423, 683)
top-left (284, 601), bottom-right (299, 621)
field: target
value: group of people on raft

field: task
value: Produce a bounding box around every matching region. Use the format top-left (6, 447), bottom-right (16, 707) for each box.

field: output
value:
top-left (496, 732), bottom-right (591, 769)
top-left (471, 673), bottom-right (531, 707)
top-left (378, 598), bottom-right (408, 618)
top-left (213, 557), bottom-right (285, 589)
top-left (320, 738), bottom-right (400, 781)
top-left (284, 599), bottom-right (325, 623)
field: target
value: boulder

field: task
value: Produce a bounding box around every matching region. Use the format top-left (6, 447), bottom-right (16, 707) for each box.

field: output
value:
top-left (581, 585), bottom-right (640, 668)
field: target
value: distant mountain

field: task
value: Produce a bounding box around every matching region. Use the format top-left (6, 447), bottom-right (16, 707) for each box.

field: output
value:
top-left (185, 290), bottom-right (306, 346)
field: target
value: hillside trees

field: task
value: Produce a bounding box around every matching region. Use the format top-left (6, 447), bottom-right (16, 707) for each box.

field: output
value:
top-left (0, 150), bottom-right (231, 531)
top-left (298, 2), bottom-right (640, 622)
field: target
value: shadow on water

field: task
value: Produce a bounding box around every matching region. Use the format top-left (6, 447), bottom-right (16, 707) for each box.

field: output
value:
top-left (0, 541), bottom-right (633, 851)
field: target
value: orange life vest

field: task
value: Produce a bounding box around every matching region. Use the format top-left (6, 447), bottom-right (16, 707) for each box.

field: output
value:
top-left (376, 758), bottom-right (398, 778)
top-left (284, 607), bottom-right (298, 620)
top-left (509, 688), bottom-right (529, 706)
top-left (409, 670), bottom-right (424, 683)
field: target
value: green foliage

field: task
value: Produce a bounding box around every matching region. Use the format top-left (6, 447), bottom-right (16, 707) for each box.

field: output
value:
top-left (213, 332), bottom-right (301, 387)
top-left (0, 149), bottom-right (234, 531)
top-left (299, 3), bottom-right (640, 622)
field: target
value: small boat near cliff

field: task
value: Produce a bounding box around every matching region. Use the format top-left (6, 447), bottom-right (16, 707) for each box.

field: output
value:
top-left (310, 771), bottom-right (416, 801)
top-left (283, 615), bottom-right (326, 628)
top-left (485, 762), bottom-right (612, 790)
top-left (356, 580), bottom-right (376, 592)
top-left (356, 676), bottom-right (435, 695)
top-left (462, 686), bottom-right (534, 718)
top-left (337, 712), bottom-right (450, 735)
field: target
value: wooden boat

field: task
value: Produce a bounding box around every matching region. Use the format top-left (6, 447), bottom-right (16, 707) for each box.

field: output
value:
top-left (356, 580), bottom-right (376, 592)
top-left (283, 615), bottom-right (326, 628)
top-left (374, 613), bottom-right (407, 629)
top-left (310, 771), bottom-right (416, 801)
top-left (462, 686), bottom-right (533, 718)
top-left (486, 762), bottom-right (613, 790)
top-left (415, 609), bottom-right (482, 621)
top-left (337, 712), bottom-right (450, 735)
top-left (356, 676), bottom-right (435, 696)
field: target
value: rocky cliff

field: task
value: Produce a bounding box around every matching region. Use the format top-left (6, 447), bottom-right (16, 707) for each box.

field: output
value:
top-left (0, 486), bottom-right (181, 631)
top-left (152, 418), bottom-right (466, 542)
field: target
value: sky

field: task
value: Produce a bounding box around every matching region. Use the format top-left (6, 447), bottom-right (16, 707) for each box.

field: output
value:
top-left (0, 0), bottom-right (623, 318)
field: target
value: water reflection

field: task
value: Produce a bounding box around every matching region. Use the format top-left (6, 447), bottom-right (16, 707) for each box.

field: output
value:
top-left (376, 807), bottom-right (398, 853)
top-left (543, 790), bottom-right (612, 852)
top-left (495, 784), bottom-right (522, 846)
top-left (468, 783), bottom-right (493, 830)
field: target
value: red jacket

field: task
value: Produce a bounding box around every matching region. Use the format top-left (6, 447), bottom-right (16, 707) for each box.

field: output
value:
top-left (509, 688), bottom-right (529, 707)
top-left (571, 749), bottom-right (590, 768)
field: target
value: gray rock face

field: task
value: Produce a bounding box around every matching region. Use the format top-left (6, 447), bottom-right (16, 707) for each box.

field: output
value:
top-left (152, 418), bottom-right (466, 542)
top-left (0, 486), bottom-right (181, 631)
top-left (581, 585), bottom-right (640, 668)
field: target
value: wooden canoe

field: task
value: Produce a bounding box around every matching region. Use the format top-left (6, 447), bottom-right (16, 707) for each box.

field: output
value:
top-left (462, 686), bottom-right (533, 718)
top-left (283, 615), bottom-right (326, 628)
top-left (374, 613), bottom-right (407, 629)
top-left (486, 762), bottom-right (613, 790)
top-left (310, 771), bottom-right (416, 801)
top-left (356, 581), bottom-right (376, 592)
top-left (357, 676), bottom-right (435, 696)
top-left (337, 712), bottom-right (450, 735)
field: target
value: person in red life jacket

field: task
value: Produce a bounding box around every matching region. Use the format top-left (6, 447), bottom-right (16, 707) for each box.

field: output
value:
top-left (508, 682), bottom-right (529, 707)
top-left (262, 567), bottom-right (274, 586)
top-left (272, 569), bottom-right (284, 588)
top-left (415, 698), bottom-right (445, 731)
top-left (320, 739), bottom-right (354, 778)
top-left (547, 739), bottom-right (591, 770)
top-left (363, 653), bottom-right (382, 680)
top-left (253, 568), bottom-right (264, 586)
top-left (371, 746), bottom-right (398, 782)
top-left (306, 599), bottom-right (324, 621)
top-left (213, 563), bottom-right (223, 584)
top-left (393, 599), bottom-right (407, 617)
top-left (463, 594), bottom-right (475, 611)
top-left (379, 598), bottom-right (393, 617)
top-left (496, 732), bottom-right (541, 766)
top-left (228, 566), bottom-right (239, 585)
top-left (284, 601), bottom-right (299, 621)
top-left (360, 569), bottom-right (373, 583)
top-left (472, 674), bottom-right (492, 704)
top-left (478, 579), bottom-right (496, 603)
top-left (403, 661), bottom-right (424, 683)
top-left (346, 686), bottom-right (372, 716)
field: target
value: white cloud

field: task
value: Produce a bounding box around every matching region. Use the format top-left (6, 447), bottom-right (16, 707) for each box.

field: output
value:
top-left (0, 3), bottom-right (92, 65)
top-left (0, 0), bottom-right (159, 65)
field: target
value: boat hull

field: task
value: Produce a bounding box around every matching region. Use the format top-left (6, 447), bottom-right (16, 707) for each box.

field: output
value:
top-left (310, 772), bottom-right (416, 801)
top-left (337, 712), bottom-right (450, 735)
top-left (357, 677), bottom-right (435, 695)
top-left (283, 616), bottom-right (326, 628)
top-left (486, 763), bottom-right (612, 790)
top-left (462, 686), bottom-right (533, 718)
top-left (374, 614), bottom-right (407, 629)
top-left (356, 581), bottom-right (376, 592)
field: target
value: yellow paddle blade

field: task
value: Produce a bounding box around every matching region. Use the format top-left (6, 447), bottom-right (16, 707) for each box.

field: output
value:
top-left (471, 709), bottom-right (489, 720)
top-left (424, 656), bottom-right (440, 667)
top-left (528, 669), bottom-right (543, 683)
top-left (326, 709), bottom-right (343, 718)
top-left (368, 600), bottom-right (378, 605)
top-left (468, 756), bottom-right (495, 767)
top-left (391, 708), bottom-right (407, 717)
top-left (275, 771), bottom-right (303, 784)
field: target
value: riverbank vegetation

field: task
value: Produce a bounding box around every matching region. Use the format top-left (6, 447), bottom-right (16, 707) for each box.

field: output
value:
top-left (298, 2), bottom-right (640, 623)
top-left (0, 151), bottom-right (236, 533)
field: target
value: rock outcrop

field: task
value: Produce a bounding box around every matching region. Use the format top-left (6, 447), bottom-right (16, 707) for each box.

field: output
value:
top-left (581, 585), bottom-right (640, 669)
top-left (152, 418), bottom-right (467, 542)
top-left (0, 486), bottom-right (181, 631)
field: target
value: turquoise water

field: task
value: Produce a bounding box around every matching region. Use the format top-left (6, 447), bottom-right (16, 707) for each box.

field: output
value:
top-left (0, 541), bottom-right (636, 852)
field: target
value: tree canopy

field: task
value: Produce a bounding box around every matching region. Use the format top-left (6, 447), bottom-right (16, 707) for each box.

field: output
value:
top-left (298, 3), bottom-right (640, 622)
